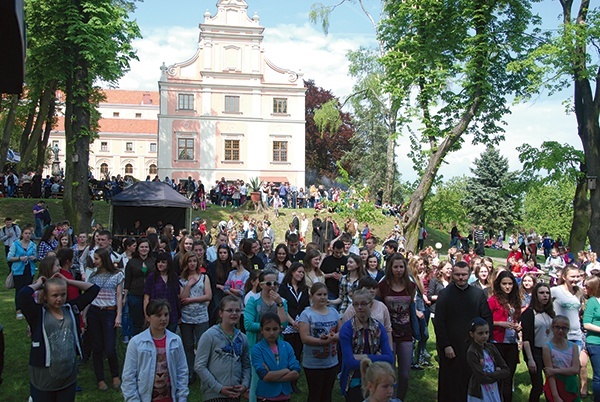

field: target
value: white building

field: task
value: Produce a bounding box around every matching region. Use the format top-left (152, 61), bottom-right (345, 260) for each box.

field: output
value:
top-left (157, 0), bottom-right (306, 187)
top-left (49, 89), bottom-right (159, 180)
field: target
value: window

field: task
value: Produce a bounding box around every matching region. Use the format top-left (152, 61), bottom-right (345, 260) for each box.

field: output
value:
top-left (150, 143), bottom-right (157, 153)
top-left (126, 142), bottom-right (133, 152)
top-left (125, 164), bottom-right (133, 175)
top-left (112, 112), bottom-right (120, 117)
top-left (273, 141), bottom-right (288, 162)
top-left (273, 98), bottom-right (288, 114)
top-left (178, 94), bottom-right (194, 110)
top-left (135, 113), bottom-right (142, 118)
top-left (149, 164), bottom-right (157, 175)
top-left (100, 163), bottom-right (109, 175)
top-left (224, 139), bottom-right (240, 161)
top-left (100, 142), bottom-right (108, 152)
top-left (224, 96), bottom-right (240, 113)
top-left (52, 140), bottom-right (59, 148)
top-left (178, 138), bottom-right (194, 160)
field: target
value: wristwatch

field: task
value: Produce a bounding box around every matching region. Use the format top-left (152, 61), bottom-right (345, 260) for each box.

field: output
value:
top-left (276, 302), bottom-right (284, 307)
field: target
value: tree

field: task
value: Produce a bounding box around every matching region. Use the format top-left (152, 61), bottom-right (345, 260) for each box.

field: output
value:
top-left (21, 0), bottom-right (140, 232)
top-left (516, 1), bottom-right (600, 252)
top-left (517, 141), bottom-right (588, 251)
top-left (520, 178), bottom-right (575, 244)
top-left (340, 47), bottom-right (405, 202)
top-left (310, 0), bottom-right (539, 250)
top-left (305, 79), bottom-right (354, 181)
top-left (462, 147), bottom-right (517, 236)
top-left (310, 2), bottom-right (404, 205)
top-left (376, 0), bottom-right (540, 250)
top-left (424, 176), bottom-right (469, 232)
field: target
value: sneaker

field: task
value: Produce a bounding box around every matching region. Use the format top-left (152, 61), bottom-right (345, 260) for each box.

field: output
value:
top-left (410, 364), bottom-right (423, 370)
top-left (123, 336), bottom-right (129, 344)
top-left (97, 381), bottom-right (108, 391)
top-left (16, 313), bottom-right (24, 320)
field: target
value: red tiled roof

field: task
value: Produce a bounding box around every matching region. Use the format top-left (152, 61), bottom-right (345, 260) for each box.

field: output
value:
top-left (54, 117), bottom-right (157, 134)
top-left (98, 118), bottom-right (157, 134)
top-left (102, 89), bottom-right (159, 106)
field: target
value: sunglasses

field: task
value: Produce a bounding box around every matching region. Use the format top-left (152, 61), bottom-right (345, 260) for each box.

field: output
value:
top-left (552, 325), bottom-right (569, 331)
top-left (262, 281), bottom-right (279, 287)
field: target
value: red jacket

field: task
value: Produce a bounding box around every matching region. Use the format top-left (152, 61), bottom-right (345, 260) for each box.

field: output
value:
top-left (487, 295), bottom-right (518, 343)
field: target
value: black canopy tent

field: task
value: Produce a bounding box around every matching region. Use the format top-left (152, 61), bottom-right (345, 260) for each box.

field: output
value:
top-left (109, 181), bottom-right (192, 235)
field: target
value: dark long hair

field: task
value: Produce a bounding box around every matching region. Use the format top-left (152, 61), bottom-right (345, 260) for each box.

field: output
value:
top-left (529, 283), bottom-right (555, 317)
top-left (492, 270), bottom-right (521, 319)
top-left (154, 251), bottom-right (179, 288)
top-left (282, 262), bottom-right (307, 292)
top-left (215, 244), bottom-right (232, 284)
top-left (40, 224), bottom-right (56, 243)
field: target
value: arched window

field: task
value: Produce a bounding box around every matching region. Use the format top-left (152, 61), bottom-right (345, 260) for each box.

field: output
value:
top-left (100, 163), bottom-right (108, 175)
top-left (149, 164), bottom-right (157, 175)
top-left (125, 163), bottom-right (133, 175)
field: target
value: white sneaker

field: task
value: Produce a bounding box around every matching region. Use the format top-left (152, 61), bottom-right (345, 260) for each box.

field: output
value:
top-left (16, 313), bottom-right (24, 320)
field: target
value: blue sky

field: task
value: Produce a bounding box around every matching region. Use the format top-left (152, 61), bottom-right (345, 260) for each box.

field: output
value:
top-left (119, 0), bottom-right (581, 182)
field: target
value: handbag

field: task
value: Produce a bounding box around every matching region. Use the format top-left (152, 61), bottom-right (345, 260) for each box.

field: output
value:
top-left (5, 271), bottom-right (14, 289)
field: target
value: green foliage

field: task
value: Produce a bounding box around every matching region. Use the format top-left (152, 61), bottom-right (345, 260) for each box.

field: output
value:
top-left (313, 99), bottom-right (343, 135)
top-left (462, 146), bottom-right (518, 235)
top-left (248, 177), bottom-right (261, 192)
top-left (308, 3), bottom-right (332, 34)
top-left (378, 0), bottom-right (542, 146)
top-left (517, 141), bottom-right (585, 185)
top-left (424, 176), bottom-right (469, 232)
top-left (322, 163), bottom-right (386, 225)
top-left (520, 178), bottom-right (575, 242)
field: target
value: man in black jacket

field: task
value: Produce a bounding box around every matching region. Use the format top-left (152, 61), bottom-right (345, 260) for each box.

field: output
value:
top-left (434, 261), bottom-right (492, 401)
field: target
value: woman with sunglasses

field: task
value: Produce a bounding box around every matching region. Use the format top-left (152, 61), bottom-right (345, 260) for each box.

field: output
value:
top-left (244, 269), bottom-right (288, 402)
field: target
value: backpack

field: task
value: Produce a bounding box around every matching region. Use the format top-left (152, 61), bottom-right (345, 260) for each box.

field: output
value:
top-left (7, 175), bottom-right (14, 186)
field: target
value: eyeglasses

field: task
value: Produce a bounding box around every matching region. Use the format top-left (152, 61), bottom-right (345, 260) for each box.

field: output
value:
top-left (352, 301), bottom-right (371, 307)
top-left (552, 325), bottom-right (569, 331)
top-left (262, 281), bottom-right (279, 287)
top-left (222, 309), bottom-right (242, 314)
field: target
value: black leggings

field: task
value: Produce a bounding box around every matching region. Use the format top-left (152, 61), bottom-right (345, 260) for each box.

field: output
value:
top-left (496, 343), bottom-right (519, 402)
top-left (527, 346), bottom-right (545, 402)
top-left (304, 366), bottom-right (337, 402)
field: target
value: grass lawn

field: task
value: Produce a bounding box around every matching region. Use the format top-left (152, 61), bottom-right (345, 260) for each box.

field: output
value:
top-left (0, 198), bottom-right (566, 400)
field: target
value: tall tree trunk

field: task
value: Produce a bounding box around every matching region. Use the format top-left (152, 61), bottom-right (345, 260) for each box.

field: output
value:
top-left (63, 61), bottom-right (93, 233)
top-left (35, 95), bottom-right (56, 172)
top-left (403, 95), bottom-right (483, 251)
top-left (383, 136), bottom-right (396, 204)
top-left (568, 174), bottom-right (590, 252)
top-left (0, 94), bottom-right (19, 171)
top-left (575, 81), bottom-right (600, 252)
top-left (20, 82), bottom-right (56, 165)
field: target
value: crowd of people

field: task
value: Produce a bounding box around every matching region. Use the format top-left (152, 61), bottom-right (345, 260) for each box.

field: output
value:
top-left (3, 207), bottom-right (600, 402)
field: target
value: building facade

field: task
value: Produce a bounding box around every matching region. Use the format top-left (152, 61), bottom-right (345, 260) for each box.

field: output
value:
top-left (157, 0), bottom-right (306, 188)
top-left (48, 89), bottom-right (159, 180)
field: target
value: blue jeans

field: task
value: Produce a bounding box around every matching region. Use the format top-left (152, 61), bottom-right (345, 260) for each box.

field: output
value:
top-left (35, 219), bottom-right (44, 238)
top-left (127, 294), bottom-right (145, 336)
top-left (87, 306), bottom-right (119, 382)
top-left (121, 299), bottom-right (132, 339)
top-left (587, 343), bottom-right (600, 402)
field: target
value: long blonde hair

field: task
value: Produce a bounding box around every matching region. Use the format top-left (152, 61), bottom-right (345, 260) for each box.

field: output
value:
top-left (360, 358), bottom-right (396, 398)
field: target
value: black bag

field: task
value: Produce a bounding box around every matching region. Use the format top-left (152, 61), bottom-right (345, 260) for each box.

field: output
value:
top-left (6, 175), bottom-right (14, 186)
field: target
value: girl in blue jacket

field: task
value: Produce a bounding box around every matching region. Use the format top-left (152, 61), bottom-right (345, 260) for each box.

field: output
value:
top-left (251, 312), bottom-right (301, 401)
